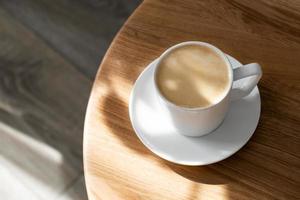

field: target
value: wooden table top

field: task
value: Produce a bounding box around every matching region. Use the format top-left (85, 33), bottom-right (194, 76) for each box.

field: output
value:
top-left (83, 1), bottom-right (300, 199)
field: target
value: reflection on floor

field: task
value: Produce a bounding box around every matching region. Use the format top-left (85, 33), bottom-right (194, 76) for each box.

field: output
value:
top-left (0, 0), bottom-right (140, 199)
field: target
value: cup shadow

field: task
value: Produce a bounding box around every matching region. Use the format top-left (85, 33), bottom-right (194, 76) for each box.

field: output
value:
top-left (100, 78), bottom-right (229, 187)
top-left (97, 53), bottom-right (292, 199)
top-left (98, 61), bottom-right (230, 186)
top-left (101, 90), bottom-right (151, 155)
top-left (164, 161), bottom-right (228, 185)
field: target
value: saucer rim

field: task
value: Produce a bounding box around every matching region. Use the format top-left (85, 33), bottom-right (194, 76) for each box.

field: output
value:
top-left (129, 57), bottom-right (261, 166)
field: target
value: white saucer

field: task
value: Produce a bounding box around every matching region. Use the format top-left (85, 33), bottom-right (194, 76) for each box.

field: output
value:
top-left (129, 55), bottom-right (261, 166)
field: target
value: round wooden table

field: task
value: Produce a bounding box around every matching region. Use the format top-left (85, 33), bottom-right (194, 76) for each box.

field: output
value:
top-left (83, 1), bottom-right (300, 199)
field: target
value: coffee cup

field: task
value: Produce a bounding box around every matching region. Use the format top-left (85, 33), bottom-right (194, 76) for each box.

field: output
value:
top-left (153, 41), bottom-right (262, 137)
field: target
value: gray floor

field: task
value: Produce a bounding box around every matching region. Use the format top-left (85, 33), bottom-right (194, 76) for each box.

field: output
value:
top-left (0, 1), bottom-right (140, 199)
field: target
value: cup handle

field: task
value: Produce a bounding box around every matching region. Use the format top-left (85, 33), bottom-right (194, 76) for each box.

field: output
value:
top-left (230, 63), bottom-right (262, 101)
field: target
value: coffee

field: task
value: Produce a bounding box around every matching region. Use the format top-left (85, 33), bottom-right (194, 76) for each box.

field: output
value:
top-left (156, 44), bottom-right (230, 108)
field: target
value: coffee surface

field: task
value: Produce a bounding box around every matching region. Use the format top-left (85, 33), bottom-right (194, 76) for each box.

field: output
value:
top-left (156, 44), bottom-right (230, 108)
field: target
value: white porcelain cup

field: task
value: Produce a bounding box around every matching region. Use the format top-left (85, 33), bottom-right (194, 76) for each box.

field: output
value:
top-left (153, 41), bottom-right (262, 137)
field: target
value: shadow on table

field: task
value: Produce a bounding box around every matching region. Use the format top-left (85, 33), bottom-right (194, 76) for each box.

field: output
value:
top-left (96, 37), bottom-right (294, 198)
top-left (100, 87), bottom-right (231, 198)
top-left (165, 162), bottom-right (227, 184)
top-left (100, 78), bottom-right (282, 199)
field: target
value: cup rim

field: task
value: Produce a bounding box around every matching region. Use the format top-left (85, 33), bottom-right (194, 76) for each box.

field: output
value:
top-left (153, 41), bottom-right (233, 111)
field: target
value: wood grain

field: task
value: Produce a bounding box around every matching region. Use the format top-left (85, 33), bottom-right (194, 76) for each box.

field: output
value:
top-left (0, 1), bottom-right (140, 199)
top-left (0, 5), bottom-right (90, 199)
top-left (84, 0), bottom-right (300, 199)
top-left (1, 0), bottom-right (141, 79)
top-left (58, 176), bottom-right (87, 200)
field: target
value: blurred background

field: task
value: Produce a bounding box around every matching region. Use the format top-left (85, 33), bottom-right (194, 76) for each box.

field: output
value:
top-left (0, 0), bottom-right (140, 199)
